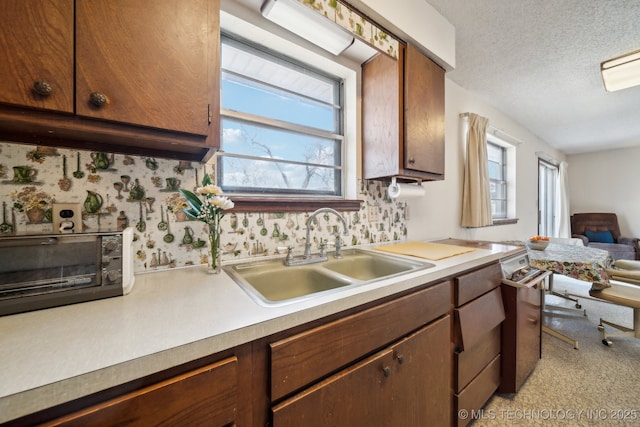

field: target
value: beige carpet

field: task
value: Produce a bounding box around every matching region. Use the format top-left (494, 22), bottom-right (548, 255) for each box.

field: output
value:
top-left (470, 275), bottom-right (640, 426)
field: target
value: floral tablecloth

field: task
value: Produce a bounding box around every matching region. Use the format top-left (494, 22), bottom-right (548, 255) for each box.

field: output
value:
top-left (528, 243), bottom-right (613, 290)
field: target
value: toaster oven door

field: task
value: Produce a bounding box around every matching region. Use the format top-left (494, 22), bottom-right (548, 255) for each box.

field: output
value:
top-left (0, 234), bottom-right (122, 316)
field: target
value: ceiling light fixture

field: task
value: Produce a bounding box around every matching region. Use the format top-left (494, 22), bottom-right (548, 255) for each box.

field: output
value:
top-left (601, 49), bottom-right (640, 92)
top-left (261, 0), bottom-right (354, 56)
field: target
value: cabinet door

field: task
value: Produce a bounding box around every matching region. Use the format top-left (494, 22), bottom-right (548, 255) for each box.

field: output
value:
top-left (75, 0), bottom-right (214, 135)
top-left (362, 45), bottom-right (403, 180)
top-left (272, 349), bottom-right (395, 427)
top-left (404, 43), bottom-right (445, 176)
top-left (0, 0), bottom-right (74, 112)
top-left (389, 315), bottom-right (451, 427)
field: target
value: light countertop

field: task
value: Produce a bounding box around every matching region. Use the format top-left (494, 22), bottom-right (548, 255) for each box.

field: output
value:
top-left (0, 240), bottom-right (522, 423)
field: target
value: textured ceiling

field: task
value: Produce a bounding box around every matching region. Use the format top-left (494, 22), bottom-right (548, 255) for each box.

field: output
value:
top-left (425, 0), bottom-right (640, 154)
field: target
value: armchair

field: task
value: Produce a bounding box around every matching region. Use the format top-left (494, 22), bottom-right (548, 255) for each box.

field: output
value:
top-left (570, 213), bottom-right (639, 260)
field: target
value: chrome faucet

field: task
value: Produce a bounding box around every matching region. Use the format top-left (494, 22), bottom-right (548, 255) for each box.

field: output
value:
top-left (285, 208), bottom-right (349, 266)
top-left (304, 208), bottom-right (349, 257)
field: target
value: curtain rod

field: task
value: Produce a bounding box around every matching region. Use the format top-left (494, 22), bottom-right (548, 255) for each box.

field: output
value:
top-left (459, 112), bottom-right (524, 146)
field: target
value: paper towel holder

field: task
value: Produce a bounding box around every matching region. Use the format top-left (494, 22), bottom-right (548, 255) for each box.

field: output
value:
top-left (390, 177), bottom-right (422, 188)
top-left (387, 177), bottom-right (425, 199)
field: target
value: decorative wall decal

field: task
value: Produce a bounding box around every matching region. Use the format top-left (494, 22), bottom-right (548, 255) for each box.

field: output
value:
top-left (90, 152), bottom-right (115, 171)
top-left (1, 142), bottom-right (408, 274)
top-left (58, 155), bottom-right (72, 191)
top-left (73, 153), bottom-right (85, 179)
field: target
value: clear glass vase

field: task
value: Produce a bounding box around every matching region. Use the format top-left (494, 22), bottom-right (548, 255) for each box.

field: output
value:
top-left (207, 223), bottom-right (221, 274)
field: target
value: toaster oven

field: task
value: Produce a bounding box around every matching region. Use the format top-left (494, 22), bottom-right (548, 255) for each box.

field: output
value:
top-left (0, 227), bottom-right (134, 316)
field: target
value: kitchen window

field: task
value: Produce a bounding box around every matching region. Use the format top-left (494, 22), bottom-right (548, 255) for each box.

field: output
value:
top-left (218, 34), bottom-right (344, 198)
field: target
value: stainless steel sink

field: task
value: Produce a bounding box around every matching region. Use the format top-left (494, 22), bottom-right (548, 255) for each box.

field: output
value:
top-left (322, 249), bottom-right (429, 281)
top-left (224, 248), bottom-right (434, 306)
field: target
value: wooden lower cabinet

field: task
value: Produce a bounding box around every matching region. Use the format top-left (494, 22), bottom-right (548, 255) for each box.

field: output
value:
top-left (500, 284), bottom-right (543, 393)
top-left (272, 315), bottom-right (451, 427)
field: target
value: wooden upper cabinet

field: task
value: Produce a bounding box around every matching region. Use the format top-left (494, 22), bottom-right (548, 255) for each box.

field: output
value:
top-left (0, 0), bottom-right (218, 161)
top-left (0, 0), bottom-right (74, 113)
top-left (363, 43), bottom-right (445, 182)
top-left (75, 0), bottom-right (212, 136)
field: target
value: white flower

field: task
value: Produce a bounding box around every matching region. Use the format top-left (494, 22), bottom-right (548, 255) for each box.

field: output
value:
top-left (208, 196), bottom-right (234, 210)
top-left (196, 184), bottom-right (223, 196)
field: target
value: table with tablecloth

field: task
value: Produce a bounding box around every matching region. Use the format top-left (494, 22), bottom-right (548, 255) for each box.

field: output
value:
top-left (527, 243), bottom-right (613, 290)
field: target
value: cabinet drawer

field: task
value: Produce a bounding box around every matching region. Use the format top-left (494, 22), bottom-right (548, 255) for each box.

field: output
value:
top-left (455, 325), bottom-right (500, 392)
top-left (271, 281), bottom-right (451, 401)
top-left (454, 287), bottom-right (505, 351)
top-left (455, 262), bottom-right (502, 306)
top-left (455, 355), bottom-right (501, 427)
top-left (47, 357), bottom-right (238, 427)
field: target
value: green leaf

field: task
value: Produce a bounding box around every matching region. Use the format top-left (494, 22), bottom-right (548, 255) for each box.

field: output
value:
top-left (202, 173), bottom-right (212, 187)
top-left (179, 189), bottom-right (203, 212)
top-left (182, 208), bottom-right (199, 221)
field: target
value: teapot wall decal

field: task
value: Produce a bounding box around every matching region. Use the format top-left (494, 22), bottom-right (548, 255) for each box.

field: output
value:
top-left (129, 178), bottom-right (145, 201)
top-left (182, 226), bottom-right (194, 245)
top-left (84, 190), bottom-right (103, 214)
top-left (91, 152), bottom-right (114, 170)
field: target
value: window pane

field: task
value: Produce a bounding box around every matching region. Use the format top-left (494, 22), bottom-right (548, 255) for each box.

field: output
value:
top-left (488, 161), bottom-right (503, 180)
top-left (487, 143), bottom-right (504, 163)
top-left (219, 155), bottom-right (340, 194)
top-left (490, 180), bottom-right (506, 200)
top-left (222, 42), bottom-right (336, 105)
top-left (222, 72), bottom-right (336, 132)
top-left (222, 118), bottom-right (339, 166)
top-left (491, 200), bottom-right (507, 218)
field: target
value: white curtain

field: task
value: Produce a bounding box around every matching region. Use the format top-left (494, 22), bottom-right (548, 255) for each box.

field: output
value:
top-left (461, 113), bottom-right (493, 227)
top-left (554, 160), bottom-right (571, 237)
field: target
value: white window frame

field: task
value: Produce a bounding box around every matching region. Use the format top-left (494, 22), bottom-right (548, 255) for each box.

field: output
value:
top-left (487, 135), bottom-right (517, 222)
top-left (217, 9), bottom-right (359, 200)
top-left (219, 34), bottom-right (345, 197)
top-left (538, 159), bottom-right (558, 236)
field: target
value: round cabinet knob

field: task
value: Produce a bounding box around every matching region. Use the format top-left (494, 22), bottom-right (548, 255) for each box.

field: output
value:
top-left (396, 354), bottom-right (405, 364)
top-left (408, 157), bottom-right (416, 165)
top-left (33, 81), bottom-right (53, 96)
top-left (89, 92), bottom-right (108, 107)
top-left (382, 366), bottom-right (391, 377)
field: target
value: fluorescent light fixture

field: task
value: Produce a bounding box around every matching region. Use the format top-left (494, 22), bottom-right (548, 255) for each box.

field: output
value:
top-left (601, 49), bottom-right (640, 92)
top-left (261, 0), bottom-right (354, 55)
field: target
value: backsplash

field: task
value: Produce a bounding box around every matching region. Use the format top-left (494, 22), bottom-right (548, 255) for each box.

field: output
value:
top-left (0, 142), bottom-right (407, 273)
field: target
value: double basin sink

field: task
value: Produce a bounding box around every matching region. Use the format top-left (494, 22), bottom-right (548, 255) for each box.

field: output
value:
top-left (224, 248), bottom-right (434, 306)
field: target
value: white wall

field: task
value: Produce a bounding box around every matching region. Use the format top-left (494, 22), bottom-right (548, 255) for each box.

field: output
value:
top-left (568, 146), bottom-right (640, 237)
top-left (405, 80), bottom-right (566, 243)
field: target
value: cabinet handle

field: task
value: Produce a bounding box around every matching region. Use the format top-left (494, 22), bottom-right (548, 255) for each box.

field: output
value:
top-left (382, 366), bottom-right (391, 377)
top-left (89, 92), bottom-right (109, 107)
top-left (33, 81), bottom-right (53, 97)
top-left (408, 157), bottom-right (416, 164)
top-left (527, 316), bottom-right (538, 324)
top-left (396, 354), bottom-right (405, 364)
